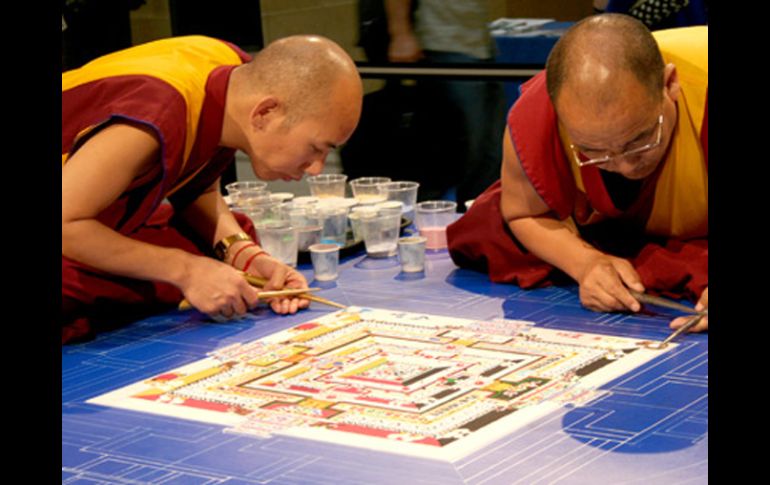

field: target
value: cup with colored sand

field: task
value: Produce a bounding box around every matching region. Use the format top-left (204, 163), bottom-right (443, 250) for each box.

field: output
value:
top-left (306, 174), bottom-right (348, 199)
top-left (414, 200), bottom-right (457, 250)
top-left (350, 176), bottom-right (391, 205)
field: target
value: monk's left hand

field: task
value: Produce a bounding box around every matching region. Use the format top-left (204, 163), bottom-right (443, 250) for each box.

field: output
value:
top-left (670, 287), bottom-right (708, 332)
top-left (245, 251), bottom-right (311, 314)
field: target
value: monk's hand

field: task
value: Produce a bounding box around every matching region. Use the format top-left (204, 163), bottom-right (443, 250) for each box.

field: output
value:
top-left (671, 287), bottom-right (708, 332)
top-left (577, 253), bottom-right (645, 313)
top-left (247, 253), bottom-right (310, 315)
top-left (181, 256), bottom-right (260, 321)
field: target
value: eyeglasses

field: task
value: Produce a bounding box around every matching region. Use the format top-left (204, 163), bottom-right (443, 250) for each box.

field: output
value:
top-left (569, 114), bottom-right (664, 167)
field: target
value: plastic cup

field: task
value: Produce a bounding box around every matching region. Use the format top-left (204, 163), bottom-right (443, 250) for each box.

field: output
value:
top-left (361, 212), bottom-right (401, 258)
top-left (307, 174), bottom-right (348, 199)
top-left (243, 197), bottom-right (283, 227)
top-left (286, 206), bottom-right (322, 251)
top-left (319, 205), bottom-right (349, 246)
top-left (350, 176), bottom-right (391, 205)
top-left (230, 188), bottom-right (271, 211)
top-left (309, 243), bottom-right (340, 281)
top-left (270, 192), bottom-right (295, 203)
top-left (224, 180), bottom-right (268, 196)
top-left (256, 221), bottom-right (298, 267)
top-left (398, 236), bottom-right (427, 272)
top-left (380, 181), bottom-right (420, 219)
top-left (349, 205), bottom-right (379, 243)
top-left (293, 196), bottom-right (320, 207)
top-left (414, 200), bottom-right (457, 250)
top-left (374, 200), bottom-right (404, 217)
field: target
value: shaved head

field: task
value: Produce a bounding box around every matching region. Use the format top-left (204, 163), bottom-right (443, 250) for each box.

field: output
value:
top-left (233, 35), bottom-right (362, 124)
top-left (224, 35), bottom-right (363, 182)
top-left (546, 14), bottom-right (665, 111)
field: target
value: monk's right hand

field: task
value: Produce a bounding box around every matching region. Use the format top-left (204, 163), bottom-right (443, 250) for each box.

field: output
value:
top-left (577, 253), bottom-right (645, 313)
top-left (179, 256), bottom-right (261, 321)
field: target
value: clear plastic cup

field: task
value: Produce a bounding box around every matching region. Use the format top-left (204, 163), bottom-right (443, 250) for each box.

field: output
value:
top-left (243, 197), bottom-right (283, 227)
top-left (224, 180), bottom-right (268, 196)
top-left (230, 188), bottom-right (271, 211)
top-left (361, 212), bottom-right (401, 258)
top-left (319, 205), bottom-right (349, 246)
top-left (306, 174), bottom-right (348, 199)
top-left (309, 243), bottom-right (340, 281)
top-left (398, 236), bottom-right (427, 272)
top-left (286, 206), bottom-right (322, 251)
top-left (256, 221), bottom-right (298, 267)
top-left (293, 196), bottom-right (320, 207)
top-left (414, 200), bottom-right (457, 250)
top-left (350, 176), bottom-right (391, 205)
top-left (349, 205), bottom-right (379, 243)
top-left (374, 200), bottom-right (404, 217)
top-left (380, 181), bottom-right (419, 218)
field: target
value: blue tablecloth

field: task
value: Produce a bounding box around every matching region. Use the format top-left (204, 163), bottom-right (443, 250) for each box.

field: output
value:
top-left (63, 243), bottom-right (708, 484)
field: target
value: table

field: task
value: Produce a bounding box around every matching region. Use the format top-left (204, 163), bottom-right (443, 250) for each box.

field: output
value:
top-left (62, 245), bottom-right (707, 484)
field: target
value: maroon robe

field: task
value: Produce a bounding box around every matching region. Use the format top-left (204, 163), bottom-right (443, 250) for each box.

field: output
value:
top-left (62, 38), bottom-right (255, 343)
top-left (447, 72), bottom-right (708, 303)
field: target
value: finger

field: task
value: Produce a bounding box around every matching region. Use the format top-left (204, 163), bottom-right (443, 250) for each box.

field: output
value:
top-left (285, 270), bottom-right (308, 290)
top-left (230, 295), bottom-right (248, 316)
top-left (599, 276), bottom-right (641, 312)
top-left (295, 297), bottom-right (309, 311)
top-left (269, 297), bottom-right (280, 314)
top-left (615, 264), bottom-right (645, 294)
top-left (219, 305), bottom-right (234, 318)
top-left (669, 315), bottom-right (689, 330)
top-left (670, 315), bottom-right (708, 333)
top-left (580, 286), bottom-right (622, 313)
top-left (243, 285), bottom-right (261, 310)
top-left (266, 264), bottom-right (288, 291)
top-left (286, 298), bottom-right (299, 314)
top-left (692, 315), bottom-right (708, 332)
top-left (594, 290), bottom-right (628, 312)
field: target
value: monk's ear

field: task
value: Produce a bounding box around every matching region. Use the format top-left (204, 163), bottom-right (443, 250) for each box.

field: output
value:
top-left (249, 96), bottom-right (283, 131)
top-left (663, 63), bottom-right (680, 103)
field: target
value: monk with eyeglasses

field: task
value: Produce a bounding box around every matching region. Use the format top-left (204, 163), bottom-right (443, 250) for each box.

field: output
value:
top-left (447, 14), bottom-right (708, 332)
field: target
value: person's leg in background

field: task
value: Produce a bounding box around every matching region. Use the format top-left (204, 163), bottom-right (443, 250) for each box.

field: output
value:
top-left (423, 51), bottom-right (507, 208)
